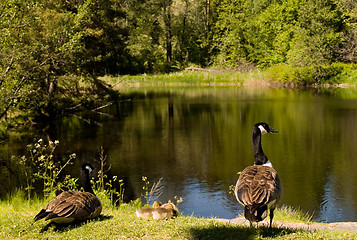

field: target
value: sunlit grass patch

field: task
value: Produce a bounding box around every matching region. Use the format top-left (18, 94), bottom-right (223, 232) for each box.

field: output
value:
top-left (275, 205), bottom-right (313, 223)
top-left (100, 64), bottom-right (357, 88)
top-left (100, 69), bottom-right (264, 88)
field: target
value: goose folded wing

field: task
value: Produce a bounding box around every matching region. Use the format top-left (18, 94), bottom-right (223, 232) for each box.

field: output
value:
top-left (237, 166), bottom-right (280, 206)
top-left (44, 191), bottom-right (101, 220)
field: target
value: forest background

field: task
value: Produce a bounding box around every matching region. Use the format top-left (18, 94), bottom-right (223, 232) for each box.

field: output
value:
top-left (0, 0), bottom-right (356, 126)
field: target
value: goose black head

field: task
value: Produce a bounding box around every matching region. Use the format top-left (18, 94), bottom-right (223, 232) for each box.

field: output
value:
top-left (81, 163), bottom-right (94, 174)
top-left (255, 122), bottom-right (278, 135)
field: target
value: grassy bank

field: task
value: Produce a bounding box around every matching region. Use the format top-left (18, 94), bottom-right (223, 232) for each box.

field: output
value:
top-left (0, 193), bottom-right (356, 240)
top-left (100, 69), bottom-right (263, 88)
top-left (101, 63), bottom-right (357, 88)
top-left (265, 63), bottom-right (357, 86)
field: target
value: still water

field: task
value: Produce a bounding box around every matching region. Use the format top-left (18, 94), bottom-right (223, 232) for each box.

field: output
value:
top-left (2, 86), bottom-right (357, 223)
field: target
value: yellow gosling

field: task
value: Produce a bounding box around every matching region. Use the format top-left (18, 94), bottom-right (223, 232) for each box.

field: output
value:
top-left (152, 202), bottom-right (179, 220)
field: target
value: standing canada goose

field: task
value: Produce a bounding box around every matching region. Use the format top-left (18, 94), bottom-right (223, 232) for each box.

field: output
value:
top-left (136, 201), bottom-right (163, 219)
top-left (235, 122), bottom-right (282, 228)
top-left (34, 163), bottom-right (102, 224)
top-left (152, 202), bottom-right (179, 220)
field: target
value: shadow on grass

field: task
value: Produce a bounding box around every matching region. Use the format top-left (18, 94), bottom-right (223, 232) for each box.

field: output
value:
top-left (39, 215), bottom-right (113, 233)
top-left (189, 224), bottom-right (301, 240)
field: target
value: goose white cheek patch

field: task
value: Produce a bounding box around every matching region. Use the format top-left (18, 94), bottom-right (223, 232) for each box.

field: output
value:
top-left (86, 166), bottom-right (93, 173)
top-left (258, 125), bottom-right (268, 134)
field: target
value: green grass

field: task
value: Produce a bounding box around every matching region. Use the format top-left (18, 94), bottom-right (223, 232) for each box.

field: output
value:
top-left (0, 193), bottom-right (356, 239)
top-left (100, 63), bottom-right (357, 88)
top-left (274, 205), bottom-right (312, 223)
top-left (100, 69), bottom-right (265, 88)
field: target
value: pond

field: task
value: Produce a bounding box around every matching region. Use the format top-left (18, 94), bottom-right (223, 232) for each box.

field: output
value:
top-left (2, 86), bottom-right (357, 223)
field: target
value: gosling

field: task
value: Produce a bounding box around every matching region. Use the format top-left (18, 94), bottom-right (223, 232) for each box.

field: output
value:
top-left (152, 202), bottom-right (179, 220)
top-left (136, 201), bottom-right (162, 219)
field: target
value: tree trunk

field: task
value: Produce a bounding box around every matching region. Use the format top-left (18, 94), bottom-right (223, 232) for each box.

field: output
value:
top-left (164, 0), bottom-right (172, 64)
top-left (204, 0), bottom-right (210, 37)
top-left (180, 0), bottom-right (189, 63)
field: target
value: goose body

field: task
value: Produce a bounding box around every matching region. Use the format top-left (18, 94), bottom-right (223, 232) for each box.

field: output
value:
top-left (34, 163), bottom-right (102, 224)
top-left (152, 202), bottom-right (179, 220)
top-left (235, 122), bottom-right (282, 227)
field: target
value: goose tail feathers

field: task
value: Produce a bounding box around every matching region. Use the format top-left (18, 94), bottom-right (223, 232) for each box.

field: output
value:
top-left (34, 209), bottom-right (50, 222)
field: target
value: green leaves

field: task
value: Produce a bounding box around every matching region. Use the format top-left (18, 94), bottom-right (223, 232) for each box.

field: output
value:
top-left (212, 0), bottom-right (351, 68)
top-left (286, 0), bottom-right (343, 66)
top-left (0, 0), bottom-right (124, 122)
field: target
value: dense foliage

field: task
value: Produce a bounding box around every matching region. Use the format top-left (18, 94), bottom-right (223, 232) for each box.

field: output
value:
top-left (213, 0), bottom-right (357, 67)
top-left (0, 0), bottom-right (123, 122)
top-left (0, 0), bottom-right (356, 123)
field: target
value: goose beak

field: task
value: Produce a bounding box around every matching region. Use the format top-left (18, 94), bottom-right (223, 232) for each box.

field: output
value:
top-left (270, 128), bottom-right (278, 133)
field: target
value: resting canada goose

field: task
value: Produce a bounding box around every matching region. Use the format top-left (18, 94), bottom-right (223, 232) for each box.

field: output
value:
top-left (152, 202), bottom-right (179, 220)
top-left (235, 122), bottom-right (282, 228)
top-left (136, 201), bottom-right (163, 219)
top-left (34, 163), bottom-right (102, 224)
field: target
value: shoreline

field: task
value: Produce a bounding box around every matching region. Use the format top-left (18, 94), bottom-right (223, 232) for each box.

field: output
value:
top-left (216, 216), bottom-right (357, 232)
top-left (103, 75), bottom-right (357, 90)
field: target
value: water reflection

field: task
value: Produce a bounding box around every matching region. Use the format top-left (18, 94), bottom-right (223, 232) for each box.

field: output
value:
top-left (2, 86), bottom-right (357, 223)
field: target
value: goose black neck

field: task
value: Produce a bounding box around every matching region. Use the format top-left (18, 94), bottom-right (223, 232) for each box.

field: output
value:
top-left (81, 169), bottom-right (94, 194)
top-left (252, 126), bottom-right (269, 165)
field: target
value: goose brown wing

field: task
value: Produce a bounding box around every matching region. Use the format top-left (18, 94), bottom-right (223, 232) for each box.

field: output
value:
top-left (235, 165), bottom-right (282, 207)
top-left (44, 190), bottom-right (102, 221)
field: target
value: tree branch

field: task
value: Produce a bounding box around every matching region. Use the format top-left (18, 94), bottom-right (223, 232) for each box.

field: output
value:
top-left (0, 75), bottom-right (26, 120)
top-left (0, 55), bottom-right (15, 87)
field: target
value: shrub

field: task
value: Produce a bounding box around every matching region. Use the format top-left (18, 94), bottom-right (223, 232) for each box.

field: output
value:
top-left (266, 63), bottom-right (357, 85)
top-left (266, 65), bottom-right (293, 83)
